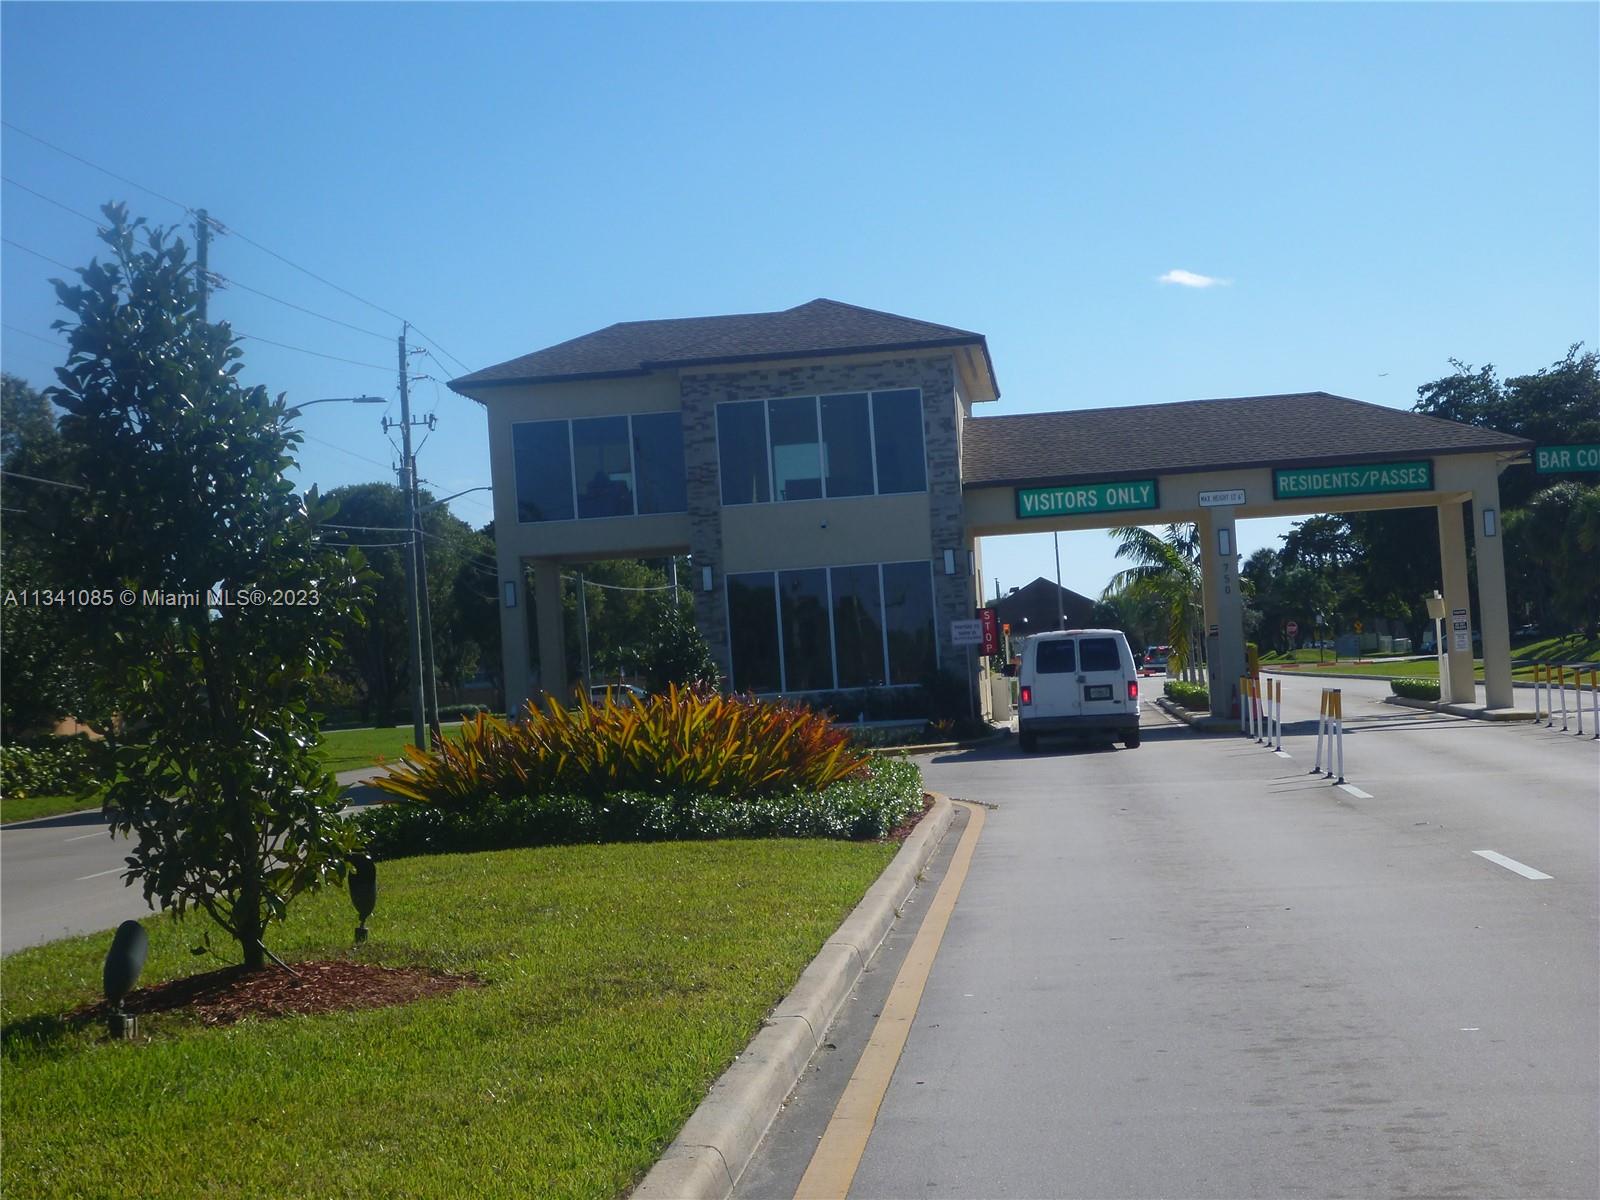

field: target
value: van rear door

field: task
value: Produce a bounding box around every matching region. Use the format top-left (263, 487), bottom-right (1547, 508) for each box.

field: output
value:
top-left (1031, 636), bottom-right (1080, 721)
top-left (1077, 634), bottom-right (1132, 720)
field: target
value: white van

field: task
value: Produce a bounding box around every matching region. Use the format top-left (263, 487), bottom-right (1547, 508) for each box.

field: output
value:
top-left (1016, 628), bottom-right (1142, 752)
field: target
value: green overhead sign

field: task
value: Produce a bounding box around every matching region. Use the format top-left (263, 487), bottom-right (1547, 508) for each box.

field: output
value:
top-left (1016, 479), bottom-right (1158, 519)
top-left (1535, 444), bottom-right (1600, 473)
top-left (1274, 461), bottom-right (1433, 500)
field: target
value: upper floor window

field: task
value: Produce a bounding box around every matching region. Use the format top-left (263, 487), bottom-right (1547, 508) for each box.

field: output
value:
top-left (514, 411), bottom-right (685, 523)
top-left (717, 388), bottom-right (925, 506)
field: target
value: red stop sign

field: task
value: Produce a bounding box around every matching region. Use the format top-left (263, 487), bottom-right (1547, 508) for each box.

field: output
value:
top-left (1286, 621), bottom-right (1299, 637)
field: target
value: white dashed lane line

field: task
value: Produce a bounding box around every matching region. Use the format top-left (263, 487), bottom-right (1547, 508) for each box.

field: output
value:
top-left (1473, 850), bottom-right (1553, 880)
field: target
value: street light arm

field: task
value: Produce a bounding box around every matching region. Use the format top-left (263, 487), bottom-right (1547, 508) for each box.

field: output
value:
top-left (281, 395), bottom-right (386, 416)
top-left (419, 485), bottom-right (492, 512)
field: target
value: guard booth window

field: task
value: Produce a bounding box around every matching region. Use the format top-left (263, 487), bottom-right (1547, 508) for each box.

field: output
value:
top-left (1036, 639), bottom-right (1076, 674)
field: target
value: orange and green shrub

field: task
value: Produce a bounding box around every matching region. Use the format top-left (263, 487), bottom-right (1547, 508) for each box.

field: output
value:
top-left (372, 686), bottom-right (870, 807)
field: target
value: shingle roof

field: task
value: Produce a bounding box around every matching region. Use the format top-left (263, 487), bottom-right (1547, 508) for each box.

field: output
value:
top-left (450, 298), bottom-right (994, 392)
top-left (961, 392), bottom-right (1531, 488)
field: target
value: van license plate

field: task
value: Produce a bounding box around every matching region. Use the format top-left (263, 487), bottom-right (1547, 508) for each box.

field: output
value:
top-left (1085, 684), bottom-right (1112, 700)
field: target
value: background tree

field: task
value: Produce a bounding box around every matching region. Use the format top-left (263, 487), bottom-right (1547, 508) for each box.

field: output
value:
top-left (1, 374), bottom-right (99, 736)
top-left (1103, 524), bottom-right (1202, 679)
top-left (46, 205), bottom-right (366, 971)
top-left (637, 596), bottom-right (720, 692)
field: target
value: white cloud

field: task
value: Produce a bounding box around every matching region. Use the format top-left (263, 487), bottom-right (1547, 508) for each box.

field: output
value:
top-left (1158, 268), bottom-right (1230, 288)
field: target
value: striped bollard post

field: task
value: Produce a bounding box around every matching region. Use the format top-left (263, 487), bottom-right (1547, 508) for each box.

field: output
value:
top-left (1559, 665), bottom-right (1569, 731)
top-left (1533, 663), bottom-right (1544, 719)
top-left (1331, 688), bottom-right (1345, 784)
top-left (1274, 679), bottom-right (1284, 752)
top-left (1590, 669), bottom-right (1599, 740)
top-left (1310, 688), bottom-right (1327, 775)
top-left (1548, 664), bottom-right (1559, 727)
top-left (1239, 675), bottom-right (1249, 734)
top-left (1576, 668), bottom-right (1585, 736)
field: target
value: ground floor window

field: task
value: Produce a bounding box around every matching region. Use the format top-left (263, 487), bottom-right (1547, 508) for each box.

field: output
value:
top-left (726, 559), bottom-right (936, 694)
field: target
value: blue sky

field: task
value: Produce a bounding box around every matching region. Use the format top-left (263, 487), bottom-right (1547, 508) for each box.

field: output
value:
top-left (3, 2), bottom-right (1596, 601)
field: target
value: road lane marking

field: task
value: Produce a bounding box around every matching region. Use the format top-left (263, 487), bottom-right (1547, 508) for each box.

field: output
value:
top-left (65, 831), bottom-right (107, 842)
top-left (1472, 850), bottom-right (1553, 880)
top-left (1273, 750), bottom-right (1293, 759)
top-left (1338, 784), bottom-right (1373, 799)
top-left (794, 800), bottom-right (987, 1200)
top-left (76, 867), bottom-right (124, 881)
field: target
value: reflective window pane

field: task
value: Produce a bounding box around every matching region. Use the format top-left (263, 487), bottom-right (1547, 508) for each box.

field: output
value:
top-left (820, 393), bottom-right (874, 498)
top-left (727, 572), bottom-right (781, 693)
top-left (769, 397), bottom-right (822, 502)
top-left (513, 420), bottom-right (574, 523)
top-left (831, 564), bottom-right (886, 688)
top-left (572, 416), bottom-right (634, 518)
top-left (882, 560), bottom-right (936, 684)
top-left (717, 401), bottom-right (770, 505)
top-left (632, 411), bottom-right (686, 514)
top-left (872, 389), bottom-right (926, 494)
top-left (779, 568), bottom-right (833, 691)
top-left (1036, 639), bottom-right (1077, 674)
top-left (1079, 637), bottom-right (1121, 672)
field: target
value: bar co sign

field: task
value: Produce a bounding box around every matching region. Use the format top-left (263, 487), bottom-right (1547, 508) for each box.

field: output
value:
top-left (1274, 461), bottom-right (1433, 500)
top-left (1016, 479), bottom-right (1158, 518)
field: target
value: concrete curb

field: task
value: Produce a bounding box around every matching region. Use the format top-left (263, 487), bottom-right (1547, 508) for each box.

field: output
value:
top-left (1382, 696), bottom-right (1537, 722)
top-left (1153, 696), bottom-right (1234, 733)
top-left (632, 793), bottom-right (958, 1200)
top-left (867, 729), bottom-right (1009, 757)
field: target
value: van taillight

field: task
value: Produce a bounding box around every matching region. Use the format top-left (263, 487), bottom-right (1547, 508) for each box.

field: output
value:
top-left (1020, 685), bottom-right (1033, 706)
top-left (1128, 680), bottom-right (1139, 700)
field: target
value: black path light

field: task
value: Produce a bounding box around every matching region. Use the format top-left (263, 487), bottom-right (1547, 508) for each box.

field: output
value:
top-left (349, 855), bottom-right (377, 944)
top-left (103, 919), bottom-right (148, 1040)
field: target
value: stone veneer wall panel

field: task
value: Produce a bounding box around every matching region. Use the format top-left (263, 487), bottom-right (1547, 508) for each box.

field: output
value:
top-left (679, 355), bottom-right (967, 690)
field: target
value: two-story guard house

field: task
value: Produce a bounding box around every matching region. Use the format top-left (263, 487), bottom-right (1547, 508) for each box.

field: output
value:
top-left (449, 299), bottom-right (1000, 713)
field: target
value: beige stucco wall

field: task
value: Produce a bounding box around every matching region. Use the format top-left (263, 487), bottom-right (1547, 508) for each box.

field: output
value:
top-left (720, 493), bottom-right (932, 573)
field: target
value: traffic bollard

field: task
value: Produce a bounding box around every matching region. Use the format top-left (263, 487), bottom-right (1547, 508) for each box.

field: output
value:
top-left (1239, 675), bottom-right (1249, 734)
top-left (1534, 663), bottom-right (1545, 720)
top-left (1577, 668), bottom-right (1586, 737)
top-left (1559, 665), bottom-right (1569, 731)
top-left (1590, 669), bottom-right (1599, 741)
top-left (1327, 688), bottom-right (1345, 784)
top-left (1273, 679), bottom-right (1284, 752)
top-left (1311, 688), bottom-right (1328, 775)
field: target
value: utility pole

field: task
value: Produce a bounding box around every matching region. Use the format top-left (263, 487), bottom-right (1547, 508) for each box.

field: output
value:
top-left (576, 570), bottom-right (592, 694)
top-left (1053, 531), bottom-right (1065, 630)
top-left (394, 323), bottom-right (427, 752)
top-left (415, 529), bottom-right (442, 746)
top-left (195, 208), bottom-right (210, 322)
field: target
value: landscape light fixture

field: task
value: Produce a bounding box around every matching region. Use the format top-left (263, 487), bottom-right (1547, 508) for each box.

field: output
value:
top-left (349, 855), bottom-right (377, 944)
top-left (102, 919), bottom-right (149, 1040)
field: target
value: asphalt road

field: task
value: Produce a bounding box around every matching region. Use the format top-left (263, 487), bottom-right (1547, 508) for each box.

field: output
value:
top-left (0, 769), bottom-right (386, 956)
top-left (749, 680), bottom-right (1599, 1198)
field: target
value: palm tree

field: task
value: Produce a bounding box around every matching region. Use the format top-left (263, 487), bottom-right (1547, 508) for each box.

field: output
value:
top-left (1103, 524), bottom-right (1203, 681)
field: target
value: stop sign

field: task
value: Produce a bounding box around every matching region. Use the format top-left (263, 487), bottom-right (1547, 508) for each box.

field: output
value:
top-left (1286, 620), bottom-right (1299, 637)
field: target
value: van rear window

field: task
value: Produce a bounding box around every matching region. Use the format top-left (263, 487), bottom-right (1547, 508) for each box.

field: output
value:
top-left (1035, 640), bottom-right (1076, 674)
top-left (1079, 637), bottom-right (1121, 672)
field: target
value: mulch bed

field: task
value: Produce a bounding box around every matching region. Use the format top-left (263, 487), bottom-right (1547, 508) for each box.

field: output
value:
top-left (75, 959), bottom-right (481, 1028)
top-left (885, 793), bottom-right (936, 843)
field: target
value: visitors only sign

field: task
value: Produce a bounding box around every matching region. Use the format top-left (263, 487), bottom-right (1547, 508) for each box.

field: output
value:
top-left (1273, 460), bottom-right (1433, 500)
top-left (1016, 479), bottom-right (1158, 519)
top-left (1535, 444), bottom-right (1600, 473)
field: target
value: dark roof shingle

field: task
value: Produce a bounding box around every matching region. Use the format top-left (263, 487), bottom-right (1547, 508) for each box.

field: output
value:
top-left (961, 392), bottom-right (1530, 488)
top-left (450, 298), bottom-right (991, 391)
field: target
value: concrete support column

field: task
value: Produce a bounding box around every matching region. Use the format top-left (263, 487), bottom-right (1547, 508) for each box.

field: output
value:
top-left (531, 558), bottom-right (568, 708)
top-left (1197, 509), bottom-right (1246, 718)
top-left (1469, 474), bottom-right (1514, 709)
top-left (1437, 501), bottom-right (1476, 705)
top-left (498, 553), bottom-right (531, 718)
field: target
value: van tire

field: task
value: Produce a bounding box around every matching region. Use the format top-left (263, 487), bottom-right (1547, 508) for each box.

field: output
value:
top-left (1123, 732), bottom-right (1141, 749)
top-left (1019, 732), bottom-right (1038, 754)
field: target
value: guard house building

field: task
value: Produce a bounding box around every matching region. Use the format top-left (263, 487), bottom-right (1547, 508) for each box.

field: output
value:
top-left (450, 299), bottom-right (1532, 718)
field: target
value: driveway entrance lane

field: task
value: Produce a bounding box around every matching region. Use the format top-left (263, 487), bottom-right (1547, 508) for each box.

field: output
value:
top-left (846, 723), bottom-right (1596, 1198)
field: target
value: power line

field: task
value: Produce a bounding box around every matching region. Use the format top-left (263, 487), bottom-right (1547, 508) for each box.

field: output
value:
top-left (2, 237), bottom-right (76, 271)
top-left (298, 432), bottom-right (394, 472)
top-left (235, 334), bottom-right (390, 372)
top-left (415, 338), bottom-right (473, 377)
top-left (2, 323), bottom-right (61, 348)
top-left (2, 176), bottom-right (108, 229)
top-left (1, 120), bottom-right (193, 214)
top-left (209, 272), bottom-right (391, 342)
top-left (0, 469), bottom-right (87, 491)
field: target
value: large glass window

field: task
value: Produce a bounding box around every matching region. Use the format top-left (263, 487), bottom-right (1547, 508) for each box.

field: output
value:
top-left (717, 401), bottom-right (770, 505)
top-left (572, 416), bottom-right (634, 519)
top-left (820, 393), bottom-right (874, 498)
top-left (727, 573), bottom-right (781, 693)
top-left (513, 421), bottom-right (574, 523)
top-left (769, 397), bottom-right (823, 502)
top-left (632, 411), bottom-right (686, 515)
top-left (872, 389), bottom-right (927, 494)
top-left (830, 564), bottom-right (886, 688)
top-left (779, 568), bottom-right (833, 691)
top-left (882, 560), bottom-right (936, 684)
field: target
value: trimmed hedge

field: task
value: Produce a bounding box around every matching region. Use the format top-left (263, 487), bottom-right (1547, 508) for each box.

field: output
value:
top-left (359, 756), bottom-right (925, 858)
top-left (1390, 678), bottom-right (1442, 701)
top-left (1164, 680), bottom-right (1210, 711)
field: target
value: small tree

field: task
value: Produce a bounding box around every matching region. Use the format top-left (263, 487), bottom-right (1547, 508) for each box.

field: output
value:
top-left (639, 599), bottom-right (720, 693)
top-left (46, 205), bottom-right (367, 971)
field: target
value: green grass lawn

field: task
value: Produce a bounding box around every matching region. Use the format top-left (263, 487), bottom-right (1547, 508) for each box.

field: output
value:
top-left (1263, 635), bottom-right (1599, 683)
top-left (1, 726), bottom-right (453, 824)
top-left (1, 836), bottom-right (898, 1199)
